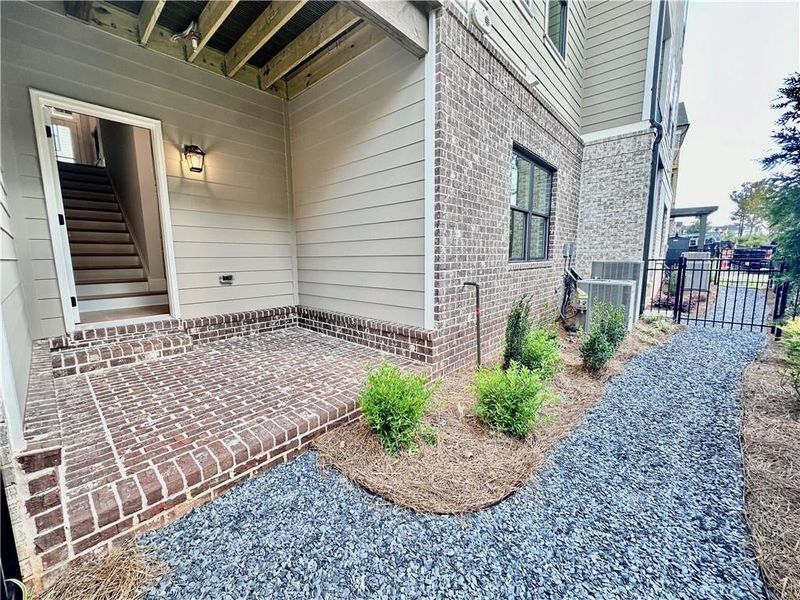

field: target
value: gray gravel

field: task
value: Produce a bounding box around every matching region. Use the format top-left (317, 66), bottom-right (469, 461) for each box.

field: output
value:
top-left (143, 328), bottom-right (767, 600)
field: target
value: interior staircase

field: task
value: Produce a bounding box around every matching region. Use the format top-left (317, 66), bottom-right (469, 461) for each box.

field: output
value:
top-left (58, 162), bottom-right (168, 320)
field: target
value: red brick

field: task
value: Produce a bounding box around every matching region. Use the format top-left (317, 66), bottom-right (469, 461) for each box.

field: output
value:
top-left (67, 495), bottom-right (94, 540)
top-left (28, 472), bottom-right (58, 496)
top-left (34, 507), bottom-right (64, 533)
top-left (26, 490), bottom-right (61, 517)
top-left (136, 468), bottom-right (164, 506)
top-left (35, 526), bottom-right (66, 552)
top-left (40, 544), bottom-right (69, 570)
top-left (115, 477), bottom-right (143, 516)
top-left (91, 486), bottom-right (120, 528)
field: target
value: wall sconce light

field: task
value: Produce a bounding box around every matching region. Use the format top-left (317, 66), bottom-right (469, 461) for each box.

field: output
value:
top-left (183, 144), bottom-right (206, 173)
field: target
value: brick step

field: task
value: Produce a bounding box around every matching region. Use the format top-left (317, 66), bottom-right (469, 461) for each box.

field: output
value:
top-left (51, 333), bottom-right (193, 377)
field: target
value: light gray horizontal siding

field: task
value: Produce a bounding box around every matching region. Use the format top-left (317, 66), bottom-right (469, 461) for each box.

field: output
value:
top-left (0, 167), bottom-right (33, 419)
top-left (1, 1), bottom-right (293, 331)
top-left (289, 39), bottom-right (425, 327)
top-left (485, 1), bottom-right (588, 131)
top-left (581, 0), bottom-right (652, 133)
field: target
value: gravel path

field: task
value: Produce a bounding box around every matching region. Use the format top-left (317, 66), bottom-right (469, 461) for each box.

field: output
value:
top-left (143, 328), bottom-right (766, 600)
top-left (686, 286), bottom-right (770, 330)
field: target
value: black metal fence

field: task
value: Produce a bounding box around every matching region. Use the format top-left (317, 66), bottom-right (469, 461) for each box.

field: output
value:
top-left (643, 256), bottom-right (781, 333)
top-left (773, 266), bottom-right (800, 338)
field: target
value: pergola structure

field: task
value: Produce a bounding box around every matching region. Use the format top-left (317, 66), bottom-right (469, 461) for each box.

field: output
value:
top-left (671, 205), bottom-right (718, 246)
top-left (57, 0), bottom-right (434, 99)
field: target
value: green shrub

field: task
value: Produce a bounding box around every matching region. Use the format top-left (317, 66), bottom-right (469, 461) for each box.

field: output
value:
top-left (781, 317), bottom-right (800, 398)
top-left (360, 362), bottom-right (437, 454)
top-left (503, 295), bottom-right (532, 369)
top-left (521, 328), bottom-right (563, 381)
top-left (473, 362), bottom-right (548, 439)
top-left (641, 314), bottom-right (672, 333)
top-left (579, 326), bottom-right (616, 372)
top-left (593, 301), bottom-right (628, 348)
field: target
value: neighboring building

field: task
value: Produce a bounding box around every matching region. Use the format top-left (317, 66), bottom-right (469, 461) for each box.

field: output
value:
top-left (577, 0), bottom-right (689, 271)
top-left (0, 0), bottom-right (688, 587)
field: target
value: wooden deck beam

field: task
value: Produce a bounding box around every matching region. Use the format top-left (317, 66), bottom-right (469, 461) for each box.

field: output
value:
top-left (286, 23), bottom-right (383, 99)
top-left (259, 3), bottom-right (360, 90)
top-left (348, 0), bottom-right (428, 58)
top-left (188, 0), bottom-right (239, 63)
top-left (137, 0), bottom-right (166, 45)
top-left (224, 0), bottom-right (307, 78)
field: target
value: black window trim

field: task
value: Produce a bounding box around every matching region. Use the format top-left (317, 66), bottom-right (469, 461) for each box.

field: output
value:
top-left (509, 145), bottom-right (555, 263)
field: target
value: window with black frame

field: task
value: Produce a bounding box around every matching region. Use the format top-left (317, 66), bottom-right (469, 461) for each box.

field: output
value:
top-left (509, 148), bottom-right (553, 262)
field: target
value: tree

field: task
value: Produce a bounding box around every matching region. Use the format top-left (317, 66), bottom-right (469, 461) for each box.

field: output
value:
top-left (683, 220), bottom-right (700, 235)
top-left (729, 180), bottom-right (770, 238)
top-left (762, 72), bottom-right (800, 283)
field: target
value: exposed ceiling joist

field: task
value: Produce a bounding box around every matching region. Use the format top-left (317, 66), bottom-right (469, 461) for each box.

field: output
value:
top-left (224, 0), bottom-right (308, 78)
top-left (63, 1), bottom-right (94, 21)
top-left (137, 0), bottom-right (166, 45)
top-left (188, 0), bottom-right (240, 63)
top-left (287, 23), bottom-right (383, 99)
top-left (259, 3), bottom-right (361, 91)
top-left (54, 2), bottom-right (285, 98)
top-left (348, 0), bottom-right (428, 58)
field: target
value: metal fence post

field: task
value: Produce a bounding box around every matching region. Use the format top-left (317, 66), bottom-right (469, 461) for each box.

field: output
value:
top-left (673, 256), bottom-right (687, 324)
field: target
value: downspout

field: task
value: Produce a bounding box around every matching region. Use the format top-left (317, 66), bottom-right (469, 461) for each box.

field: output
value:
top-left (639, 0), bottom-right (666, 315)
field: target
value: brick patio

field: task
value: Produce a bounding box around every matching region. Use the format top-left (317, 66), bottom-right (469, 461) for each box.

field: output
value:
top-left (18, 326), bottom-right (419, 582)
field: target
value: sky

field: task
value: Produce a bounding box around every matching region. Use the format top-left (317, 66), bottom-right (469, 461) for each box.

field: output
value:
top-left (675, 0), bottom-right (800, 226)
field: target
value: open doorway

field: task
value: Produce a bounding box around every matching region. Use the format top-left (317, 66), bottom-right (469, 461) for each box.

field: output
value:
top-left (31, 91), bottom-right (179, 330)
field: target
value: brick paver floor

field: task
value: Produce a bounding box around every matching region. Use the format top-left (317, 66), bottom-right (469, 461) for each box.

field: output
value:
top-left (49, 327), bottom-right (418, 558)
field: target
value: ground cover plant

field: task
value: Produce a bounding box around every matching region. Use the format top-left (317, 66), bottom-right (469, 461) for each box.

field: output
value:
top-left (359, 361), bottom-right (438, 454)
top-left (316, 315), bottom-right (679, 514)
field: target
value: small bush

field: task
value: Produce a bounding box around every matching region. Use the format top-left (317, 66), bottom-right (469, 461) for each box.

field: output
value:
top-left (503, 295), bottom-right (532, 369)
top-left (593, 301), bottom-right (628, 348)
top-left (360, 362), bottom-right (437, 454)
top-left (521, 328), bottom-right (563, 381)
top-left (641, 314), bottom-right (672, 333)
top-left (580, 326), bottom-right (616, 372)
top-left (473, 362), bottom-right (548, 439)
top-left (781, 317), bottom-right (800, 398)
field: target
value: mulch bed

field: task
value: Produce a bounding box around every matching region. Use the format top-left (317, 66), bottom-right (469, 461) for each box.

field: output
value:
top-left (740, 340), bottom-right (800, 600)
top-left (314, 319), bottom-right (679, 515)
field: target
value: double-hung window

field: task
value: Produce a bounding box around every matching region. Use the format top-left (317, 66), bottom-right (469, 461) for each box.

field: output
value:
top-left (509, 148), bottom-right (553, 262)
top-left (546, 0), bottom-right (568, 58)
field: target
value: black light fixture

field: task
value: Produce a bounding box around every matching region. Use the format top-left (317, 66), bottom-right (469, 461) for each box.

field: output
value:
top-left (183, 144), bottom-right (205, 173)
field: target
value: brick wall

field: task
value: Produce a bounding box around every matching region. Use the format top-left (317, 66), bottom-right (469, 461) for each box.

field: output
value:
top-left (576, 130), bottom-right (655, 275)
top-left (431, 7), bottom-right (584, 372)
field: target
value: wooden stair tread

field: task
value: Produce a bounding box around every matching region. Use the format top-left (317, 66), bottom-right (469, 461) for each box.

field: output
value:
top-left (78, 290), bottom-right (166, 301)
top-left (74, 264), bottom-right (145, 270)
top-left (77, 277), bottom-right (148, 285)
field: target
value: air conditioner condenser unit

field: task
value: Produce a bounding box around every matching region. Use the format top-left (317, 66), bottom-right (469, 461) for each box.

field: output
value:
top-left (575, 279), bottom-right (637, 332)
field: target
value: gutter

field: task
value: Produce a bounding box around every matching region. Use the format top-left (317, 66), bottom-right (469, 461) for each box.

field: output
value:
top-left (640, 0), bottom-right (667, 315)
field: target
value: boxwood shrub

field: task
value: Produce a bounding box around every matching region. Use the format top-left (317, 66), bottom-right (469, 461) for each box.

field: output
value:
top-left (473, 362), bottom-right (549, 439)
top-left (360, 362), bottom-right (437, 454)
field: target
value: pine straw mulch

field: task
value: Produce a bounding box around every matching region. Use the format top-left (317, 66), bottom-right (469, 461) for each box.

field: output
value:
top-left (740, 340), bottom-right (800, 600)
top-left (40, 543), bottom-right (167, 600)
top-left (314, 318), bottom-right (680, 515)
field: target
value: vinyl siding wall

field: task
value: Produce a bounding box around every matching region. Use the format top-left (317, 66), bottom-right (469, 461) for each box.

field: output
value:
top-left (0, 166), bottom-right (33, 423)
top-left (0, 1), bottom-right (292, 336)
top-left (581, 0), bottom-right (652, 133)
top-left (451, 0), bottom-right (587, 131)
top-left (288, 40), bottom-right (425, 327)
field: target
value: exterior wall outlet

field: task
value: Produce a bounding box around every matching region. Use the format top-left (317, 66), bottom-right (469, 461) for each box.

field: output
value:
top-left (219, 273), bottom-right (233, 285)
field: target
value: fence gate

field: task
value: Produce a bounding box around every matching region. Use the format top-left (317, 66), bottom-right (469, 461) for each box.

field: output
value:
top-left (643, 256), bottom-right (794, 335)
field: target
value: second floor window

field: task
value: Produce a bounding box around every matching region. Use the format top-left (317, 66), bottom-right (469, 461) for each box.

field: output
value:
top-left (546, 0), bottom-right (568, 58)
top-left (509, 148), bottom-right (554, 262)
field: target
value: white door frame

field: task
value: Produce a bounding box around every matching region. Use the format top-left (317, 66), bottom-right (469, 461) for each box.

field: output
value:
top-left (30, 89), bottom-right (181, 332)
